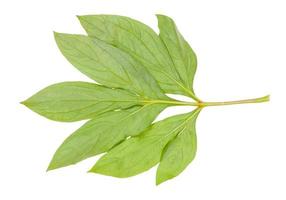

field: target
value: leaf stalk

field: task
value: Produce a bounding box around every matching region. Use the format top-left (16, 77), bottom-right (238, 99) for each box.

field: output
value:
top-left (143, 95), bottom-right (270, 108)
top-left (199, 95), bottom-right (270, 107)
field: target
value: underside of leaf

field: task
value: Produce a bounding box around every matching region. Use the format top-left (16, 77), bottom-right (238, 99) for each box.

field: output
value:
top-left (22, 14), bottom-right (269, 186)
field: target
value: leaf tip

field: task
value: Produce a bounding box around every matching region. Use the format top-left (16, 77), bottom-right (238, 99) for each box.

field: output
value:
top-left (155, 13), bottom-right (167, 18)
top-left (157, 175), bottom-right (174, 185)
top-left (87, 168), bottom-right (94, 174)
top-left (155, 179), bottom-right (163, 186)
top-left (20, 100), bottom-right (26, 105)
top-left (20, 99), bottom-right (31, 108)
top-left (53, 31), bottom-right (61, 43)
top-left (47, 157), bottom-right (64, 172)
top-left (76, 15), bottom-right (87, 24)
top-left (76, 15), bottom-right (83, 20)
top-left (156, 14), bottom-right (171, 21)
top-left (53, 31), bottom-right (68, 47)
top-left (156, 167), bottom-right (176, 185)
top-left (87, 164), bottom-right (117, 177)
top-left (156, 174), bottom-right (167, 186)
top-left (87, 165), bottom-right (98, 174)
top-left (53, 31), bottom-right (68, 41)
top-left (155, 14), bottom-right (164, 22)
top-left (46, 162), bottom-right (56, 172)
top-left (53, 31), bottom-right (60, 38)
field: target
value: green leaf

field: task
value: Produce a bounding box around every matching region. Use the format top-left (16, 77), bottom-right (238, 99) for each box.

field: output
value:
top-left (54, 32), bottom-right (167, 100)
top-left (90, 109), bottom-right (201, 178)
top-left (157, 14), bottom-right (198, 95)
top-left (22, 14), bottom-right (270, 185)
top-left (22, 82), bottom-right (140, 122)
top-left (77, 15), bottom-right (200, 100)
top-left (48, 104), bottom-right (166, 170)
top-left (156, 109), bottom-right (199, 185)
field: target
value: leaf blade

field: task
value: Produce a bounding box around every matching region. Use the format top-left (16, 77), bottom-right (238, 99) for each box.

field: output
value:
top-left (22, 82), bottom-right (140, 122)
top-left (89, 109), bottom-right (201, 178)
top-left (47, 104), bottom-right (166, 170)
top-left (77, 15), bottom-right (199, 100)
top-left (54, 32), bottom-right (167, 100)
top-left (156, 110), bottom-right (199, 185)
top-left (157, 14), bottom-right (198, 95)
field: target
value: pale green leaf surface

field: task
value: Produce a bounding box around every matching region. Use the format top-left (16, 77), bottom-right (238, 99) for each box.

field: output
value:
top-left (22, 82), bottom-right (140, 122)
top-left (77, 15), bottom-right (199, 100)
top-left (90, 109), bottom-right (201, 178)
top-left (157, 15), bottom-right (197, 94)
top-left (54, 32), bottom-right (167, 100)
top-left (21, 14), bottom-right (270, 185)
top-left (156, 110), bottom-right (199, 185)
top-left (48, 104), bottom-right (166, 170)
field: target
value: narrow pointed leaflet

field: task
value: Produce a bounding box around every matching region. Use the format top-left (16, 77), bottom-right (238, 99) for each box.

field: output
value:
top-left (22, 82), bottom-right (140, 122)
top-left (156, 108), bottom-right (199, 185)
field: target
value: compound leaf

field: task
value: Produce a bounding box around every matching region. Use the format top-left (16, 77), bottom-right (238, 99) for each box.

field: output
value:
top-left (22, 14), bottom-right (268, 185)
top-left (48, 104), bottom-right (166, 170)
top-left (90, 109), bottom-right (201, 178)
top-left (22, 81), bottom-right (141, 122)
top-left (77, 15), bottom-right (199, 100)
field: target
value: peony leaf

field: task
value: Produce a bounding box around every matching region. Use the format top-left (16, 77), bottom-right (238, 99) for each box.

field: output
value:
top-left (22, 14), bottom-right (270, 185)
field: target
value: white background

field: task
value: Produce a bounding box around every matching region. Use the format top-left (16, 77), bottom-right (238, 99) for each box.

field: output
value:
top-left (0, 0), bottom-right (285, 199)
